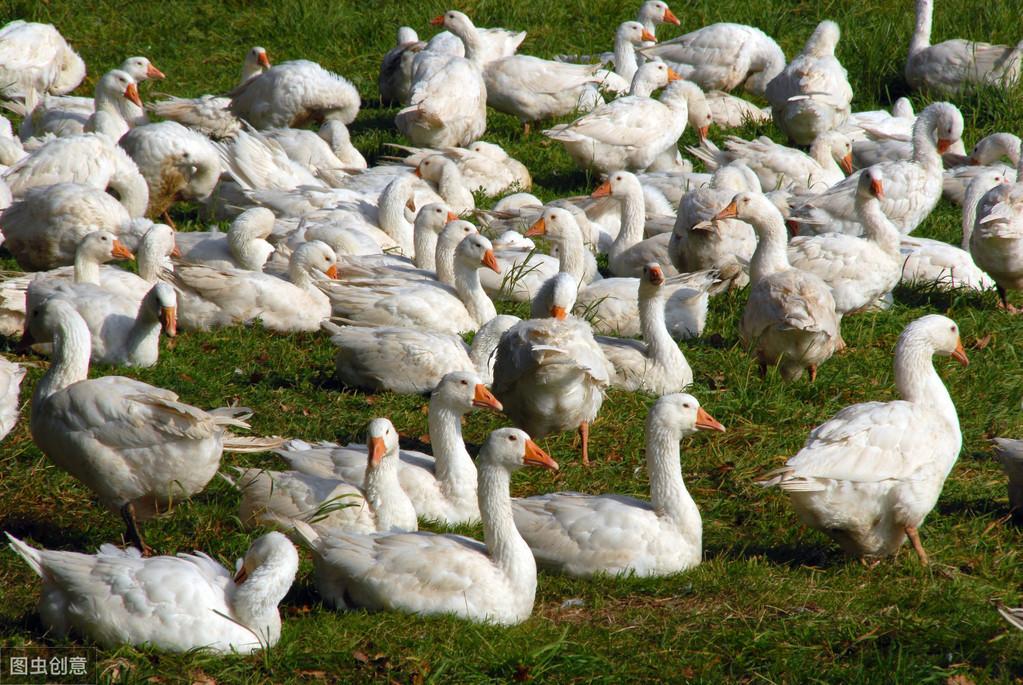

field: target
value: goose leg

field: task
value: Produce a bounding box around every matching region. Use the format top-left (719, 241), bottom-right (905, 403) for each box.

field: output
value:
top-left (808, 365), bottom-right (818, 382)
top-left (522, 122), bottom-right (531, 137)
top-left (579, 421), bottom-right (590, 466)
top-left (121, 502), bottom-right (154, 556)
top-left (905, 526), bottom-right (928, 565)
top-left (161, 211), bottom-right (177, 231)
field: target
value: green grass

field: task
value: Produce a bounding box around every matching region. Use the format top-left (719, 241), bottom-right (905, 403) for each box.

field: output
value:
top-left (2, 0), bottom-right (1023, 682)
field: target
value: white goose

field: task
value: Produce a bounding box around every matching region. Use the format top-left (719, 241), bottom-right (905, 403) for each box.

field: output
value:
top-left (291, 427), bottom-right (557, 626)
top-left (493, 282), bottom-right (611, 465)
top-left (260, 125), bottom-right (354, 187)
top-left (765, 21), bottom-right (853, 146)
top-left (387, 140), bottom-right (531, 196)
top-left (120, 121), bottom-right (221, 218)
top-left (229, 59), bottom-right (360, 128)
top-left (969, 152), bottom-right (1023, 311)
top-left (992, 438), bottom-right (1023, 521)
top-left (787, 168), bottom-right (902, 318)
top-left (321, 233), bottom-right (498, 334)
top-left (2, 133), bottom-right (149, 217)
top-left (717, 192), bottom-right (839, 381)
top-left (175, 207), bottom-right (276, 271)
top-left (277, 371), bottom-right (503, 525)
top-left (759, 315), bottom-right (968, 563)
top-left (943, 132), bottom-right (1019, 205)
top-left (379, 27), bottom-right (424, 106)
top-left (7, 531), bottom-right (298, 654)
top-left (638, 22), bottom-right (785, 96)
top-left (789, 102), bottom-right (964, 236)
top-left (234, 418), bottom-right (417, 534)
top-left (513, 393), bottom-right (724, 577)
top-left (171, 240), bottom-right (337, 332)
top-left (593, 171), bottom-right (676, 278)
top-left (0, 21), bottom-right (85, 98)
top-left (24, 298), bottom-right (272, 553)
top-left (83, 70), bottom-right (144, 141)
top-left (148, 47), bottom-right (270, 139)
top-left (0, 356), bottom-right (25, 441)
top-left (905, 0), bottom-right (1023, 93)
top-left (702, 89), bottom-right (772, 128)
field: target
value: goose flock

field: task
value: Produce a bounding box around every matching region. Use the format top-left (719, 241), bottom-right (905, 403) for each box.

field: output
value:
top-left (0, 0), bottom-right (1021, 658)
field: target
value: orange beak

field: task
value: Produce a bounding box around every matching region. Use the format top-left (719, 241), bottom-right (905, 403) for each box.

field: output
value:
top-left (170, 243), bottom-right (182, 258)
top-left (124, 82), bottom-right (142, 108)
top-left (446, 210), bottom-right (459, 222)
top-left (112, 239), bottom-right (135, 260)
top-left (234, 567), bottom-right (248, 584)
top-left (591, 180), bottom-right (612, 198)
top-left (667, 68), bottom-right (682, 82)
top-left (159, 306), bottom-right (177, 337)
top-left (713, 200), bottom-right (738, 221)
top-left (368, 435), bottom-right (387, 466)
top-left (430, 15), bottom-right (445, 26)
top-left (473, 384), bottom-right (503, 411)
top-left (952, 339), bottom-right (969, 366)
top-left (968, 157), bottom-right (980, 166)
top-left (523, 439), bottom-right (559, 471)
top-left (641, 29), bottom-right (657, 42)
top-left (697, 125), bottom-right (709, 140)
top-left (146, 63), bottom-right (166, 80)
top-left (695, 406), bottom-right (726, 432)
top-left (648, 266), bottom-right (664, 285)
top-left (414, 165), bottom-right (423, 178)
top-left (550, 304), bottom-right (568, 320)
top-left (937, 138), bottom-right (953, 154)
top-left (481, 249), bottom-right (500, 274)
top-left (325, 264), bottom-right (339, 279)
top-left (840, 153), bottom-right (854, 174)
top-left (663, 8), bottom-right (681, 25)
top-left (258, 51), bottom-right (271, 69)
top-left (525, 217), bottom-right (546, 237)
top-left (870, 178), bottom-right (884, 198)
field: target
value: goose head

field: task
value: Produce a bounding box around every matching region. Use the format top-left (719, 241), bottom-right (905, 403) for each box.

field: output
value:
top-left (243, 47), bottom-right (271, 82)
top-left (141, 282), bottom-right (178, 337)
top-left (639, 262), bottom-right (666, 295)
top-left (417, 202), bottom-right (459, 234)
top-left (292, 240), bottom-right (338, 280)
top-left (711, 161), bottom-right (762, 193)
top-left (414, 154), bottom-right (459, 184)
top-left (229, 207), bottom-right (276, 270)
top-left (815, 131), bottom-right (853, 174)
top-left (230, 532), bottom-right (299, 630)
top-left (397, 26), bottom-right (420, 45)
top-left (856, 166), bottom-right (886, 202)
top-left (713, 191), bottom-right (783, 235)
top-left (891, 97), bottom-right (915, 119)
top-left (468, 141), bottom-right (509, 161)
top-left (120, 56), bottom-right (165, 81)
top-left (479, 428), bottom-right (559, 473)
top-left (544, 272), bottom-right (578, 320)
top-left (639, 0), bottom-right (680, 27)
top-left (431, 10), bottom-right (475, 35)
top-left (525, 207), bottom-right (582, 245)
top-left (617, 21), bottom-right (657, 46)
top-left (968, 132), bottom-right (1022, 166)
top-left (436, 219), bottom-right (478, 273)
top-left (920, 102), bottom-right (964, 154)
top-left (455, 232), bottom-right (499, 274)
top-left (647, 393), bottom-right (726, 442)
top-left (899, 314), bottom-right (968, 366)
top-left (591, 170), bottom-right (643, 203)
top-left (97, 69), bottom-right (142, 109)
top-left (81, 230), bottom-right (135, 264)
top-left (434, 370), bottom-right (502, 413)
top-left (629, 60), bottom-right (681, 95)
top-left (365, 417), bottom-right (400, 467)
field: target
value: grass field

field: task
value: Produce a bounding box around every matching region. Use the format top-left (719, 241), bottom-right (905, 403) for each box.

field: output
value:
top-left (2, 0), bottom-right (1023, 682)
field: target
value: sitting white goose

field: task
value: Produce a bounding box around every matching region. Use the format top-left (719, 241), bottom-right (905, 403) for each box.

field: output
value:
top-left (7, 532), bottom-right (298, 653)
top-left (513, 393), bottom-right (724, 577)
top-left (234, 418), bottom-right (417, 534)
top-left (174, 207), bottom-right (275, 271)
top-left (717, 192), bottom-right (839, 381)
top-left (278, 371), bottom-right (503, 525)
top-left (24, 298), bottom-right (274, 553)
top-left (638, 22), bottom-right (785, 96)
top-left (493, 282), bottom-right (611, 465)
top-left (0, 21), bottom-right (85, 98)
top-left (291, 427), bottom-right (557, 625)
top-left (321, 233), bottom-right (497, 334)
top-left (0, 356), bottom-right (25, 441)
top-left (21, 69), bottom-right (142, 142)
top-left (83, 70), bottom-right (144, 140)
top-left (387, 140), bottom-right (531, 196)
top-left (171, 240), bottom-right (337, 332)
top-left (229, 59), bottom-right (360, 127)
top-left (413, 154), bottom-right (475, 214)
top-left (2, 133), bottom-right (149, 218)
top-left (702, 89), bottom-right (772, 128)
top-left (759, 314), bottom-right (968, 563)
top-left (787, 168), bottom-right (902, 318)
top-left (688, 131), bottom-right (852, 193)
top-left (905, 0), bottom-right (1023, 94)
top-left (379, 27), bottom-right (424, 106)
top-left (789, 102), bottom-right (964, 236)
top-left (765, 21), bottom-right (853, 146)
top-left (149, 46), bottom-right (270, 139)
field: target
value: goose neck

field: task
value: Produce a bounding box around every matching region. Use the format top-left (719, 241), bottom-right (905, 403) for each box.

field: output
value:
top-left (123, 307), bottom-right (161, 366)
top-left (428, 402), bottom-right (478, 497)
top-left (859, 197), bottom-right (901, 256)
top-left (454, 262), bottom-right (496, 325)
top-left (909, 0), bottom-right (933, 57)
top-left (477, 464), bottom-right (536, 589)
top-left (33, 310), bottom-right (91, 406)
top-left (609, 188), bottom-right (646, 260)
top-left (554, 228), bottom-right (588, 282)
top-left (231, 556), bottom-right (294, 643)
top-left (137, 239), bottom-right (165, 283)
top-left (894, 337), bottom-right (959, 442)
top-left (639, 286), bottom-right (681, 365)
top-left (413, 221), bottom-right (439, 271)
top-left (911, 109), bottom-right (941, 168)
top-left (645, 421), bottom-right (701, 549)
top-left (110, 169), bottom-right (149, 218)
top-left (451, 21), bottom-right (484, 66)
top-left (437, 165), bottom-right (472, 211)
top-left (749, 216), bottom-right (790, 283)
top-left (614, 33), bottom-right (639, 82)
top-left (364, 454), bottom-right (418, 532)
top-left (73, 252), bottom-right (102, 284)
top-left (378, 183), bottom-right (415, 256)
top-left (809, 138), bottom-right (838, 172)
top-left (289, 261), bottom-right (315, 291)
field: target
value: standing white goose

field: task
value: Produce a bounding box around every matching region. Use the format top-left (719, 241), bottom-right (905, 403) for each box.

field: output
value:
top-left (513, 394), bottom-right (724, 577)
top-left (716, 192), bottom-right (839, 381)
top-left (291, 427), bottom-right (558, 626)
top-left (277, 371), bottom-right (503, 525)
top-left (759, 315), bottom-right (968, 563)
top-left (229, 59), bottom-right (360, 128)
top-left (766, 21), bottom-right (853, 146)
top-left (24, 298), bottom-right (273, 553)
top-left (234, 418), bottom-right (417, 534)
top-left (0, 356), bottom-right (25, 441)
top-left (594, 171), bottom-right (677, 278)
top-left (7, 532), bottom-right (298, 654)
top-left (788, 102), bottom-right (964, 236)
top-left (969, 152), bottom-right (1023, 311)
top-left (905, 0), bottom-right (1023, 93)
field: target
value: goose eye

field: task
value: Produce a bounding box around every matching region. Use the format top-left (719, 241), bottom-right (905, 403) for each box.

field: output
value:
top-left (460, 380), bottom-right (467, 385)
top-left (508, 435), bottom-right (517, 441)
top-left (683, 403), bottom-right (691, 408)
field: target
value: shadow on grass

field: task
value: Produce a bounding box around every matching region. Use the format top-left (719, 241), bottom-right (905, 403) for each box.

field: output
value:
top-left (706, 541), bottom-right (842, 569)
top-left (1, 515), bottom-right (96, 551)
